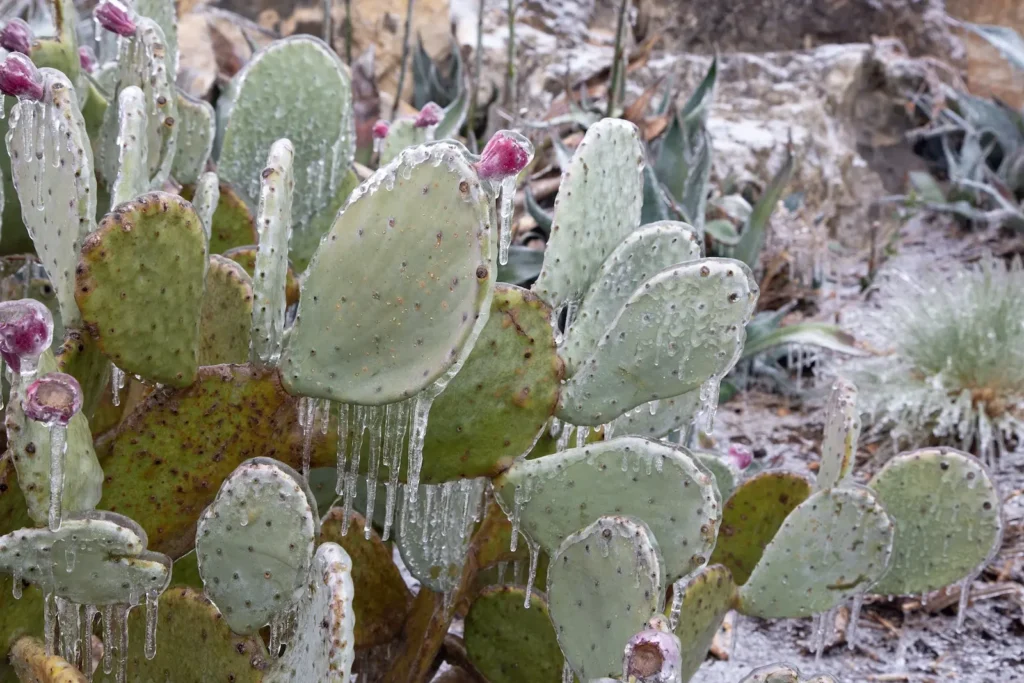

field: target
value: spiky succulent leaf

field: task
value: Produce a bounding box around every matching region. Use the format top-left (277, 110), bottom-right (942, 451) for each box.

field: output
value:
top-left (190, 170), bottom-right (219, 238)
top-left (134, 0), bottom-right (178, 76)
top-left (671, 564), bottom-right (736, 682)
top-left (547, 515), bottom-right (665, 681)
top-left (464, 586), bottom-right (563, 683)
top-left (816, 378), bottom-right (861, 490)
top-left (198, 254), bottom-right (253, 365)
top-left (171, 89), bottom-right (214, 185)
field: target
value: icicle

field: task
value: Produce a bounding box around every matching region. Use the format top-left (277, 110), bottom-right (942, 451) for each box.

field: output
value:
top-left (549, 416), bottom-right (562, 438)
top-left (319, 398), bottom-right (331, 435)
top-left (497, 176), bottom-right (516, 266)
top-left (144, 590), bottom-right (158, 660)
top-left (404, 393), bottom-right (434, 510)
top-left (813, 608), bottom-right (835, 666)
top-left (43, 592), bottom-right (55, 656)
top-left (335, 403), bottom-right (349, 496)
top-left (523, 538), bottom-right (540, 608)
top-left (421, 487), bottom-right (435, 544)
top-left (83, 605), bottom-right (97, 682)
top-left (48, 422), bottom-right (67, 531)
top-left (513, 559), bottom-right (524, 585)
top-left (509, 483), bottom-right (531, 553)
top-left (382, 400), bottom-right (410, 541)
top-left (115, 604), bottom-right (129, 683)
top-left (102, 605), bottom-right (114, 674)
top-left (298, 396), bottom-right (317, 478)
top-left (556, 423), bottom-right (573, 452)
top-left (574, 425), bottom-right (590, 449)
top-left (668, 580), bottom-right (684, 630)
top-left (269, 610), bottom-right (284, 658)
top-left (11, 569), bottom-right (22, 599)
top-left (697, 378), bottom-right (721, 433)
top-left (729, 613), bottom-right (741, 663)
top-left (111, 365), bottom-right (125, 407)
top-left (497, 561), bottom-right (507, 585)
top-left (562, 658), bottom-right (574, 683)
top-left (955, 573), bottom-right (975, 632)
top-left (363, 405), bottom-right (384, 540)
top-left (847, 594), bottom-right (864, 650)
top-left (55, 597), bottom-right (81, 666)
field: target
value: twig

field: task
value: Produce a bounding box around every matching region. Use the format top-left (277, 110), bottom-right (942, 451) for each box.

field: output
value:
top-left (504, 0), bottom-right (516, 111)
top-left (322, 0), bottom-right (333, 47)
top-left (606, 0), bottom-right (629, 117)
top-left (467, 0), bottom-right (485, 153)
top-left (391, 0), bottom-right (416, 119)
top-left (344, 0), bottom-right (353, 64)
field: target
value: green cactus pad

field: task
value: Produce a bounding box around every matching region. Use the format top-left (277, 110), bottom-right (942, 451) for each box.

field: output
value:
top-left (547, 515), bottom-right (665, 680)
top-left (0, 510), bottom-right (170, 605)
top-left (709, 471), bottom-right (812, 585)
top-left (557, 258), bottom-right (758, 425)
top-left (9, 636), bottom-right (86, 683)
top-left (320, 508), bottom-right (410, 648)
top-left (606, 390), bottom-right (702, 440)
top-left (195, 458), bottom-right (318, 634)
top-left (0, 460), bottom-right (34, 539)
top-left (109, 85), bottom-right (150, 207)
top-left (738, 664), bottom-right (838, 683)
top-left (281, 142), bottom-right (495, 404)
top-left (180, 184), bottom-right (258, 255)
top-left (0, 577), bottom-right (43, 681)
top-left (75, 191), bottom-right (206, 387)
top-left (223, 245), bottom-right (300, 307)
top-left (422, 284), bottom-right (562, 483)
top-left (737, 486), bottom-right (894, 619)
top-left (264, 543), bottom-right (355, 683)
top-left (868, 448), bottom-right (1002, 596)
top-left (561, 221), bottom-right (703, 374)
top-left (464, 586), bottom-right (563, 683)
top-left (7, 69), bottom-right (96, 329)
top-left (816, 378), bottom-right (860, 490)
top-left (670, 564), bottom-right (736, 682)
top-left (57, 329), bottom-right (112, 421)
top-left (92, 587), bottom-right (267, 683)
top-left (216, 35), bottom-right (354, 267)
top-left (495, 436), bottom-right (719, 581)
top-left (693, 450), bottom-right (736, 501)
top-left (97, 18), bottom-right (177, 189)
top-left (171, 90), bottom-right (214, 185)
top-left (533, 118), bottom-right (645, 309)
top-left (135, 0), bottom-right (179, 80)
top-left (169, 551), bottom-right (203, 591)
top-left (6, 350), bottom-right (102, 526)
top-left (295, 166), bottom-right (361, 273)
top-left (198, 255), bottom-right (253, 365)
top-left (378, 119), bottom-right (425, 166)
top-left (190, 171), bottom-right (219, 239)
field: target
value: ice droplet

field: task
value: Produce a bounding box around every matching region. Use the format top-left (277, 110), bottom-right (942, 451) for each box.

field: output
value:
top-left (102, 605), bottom-right (114, 674)
top-left (48, 422), bottom-right (67, 531)
top-left (382, 399), bottom-right (411, 541)
top-left (144, 590), bottom-right (158, 660)
top-left (574, 425), bottom-right (590, 449)
top-left (335, 402), bottom-right (349, 496)
top-left (298, 396), bottom-right (317, 478)
top-left (43, 592), bottom-right (56, 655)
top-left (813, 607), bottom-right (835, 666)
top-left (11, 570), bottom-right (22, 599)
top-left (498, 175), bottom-right (516, 265)
top-left (955, 573), bottom-right (976, 632)
top-left (847, 594), bottom-right (864, 650)
top-left (114, 604), bottom-right (129, 683)
top-left (111, 365), bottom-right (125, 407)
top-left (83, 605), bottom-right (98, 679)
top-left (523, 537), bottom-right (540, 609)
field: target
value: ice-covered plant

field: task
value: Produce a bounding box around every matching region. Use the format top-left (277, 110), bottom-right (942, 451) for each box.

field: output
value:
top-left (849, 255), bottom-right (1024, 461)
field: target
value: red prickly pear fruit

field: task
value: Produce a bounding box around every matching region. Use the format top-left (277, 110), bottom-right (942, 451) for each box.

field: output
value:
top-left (23, 372), bottom-right (83, 426)
top-left (0, 52), bottom-right (44, 101)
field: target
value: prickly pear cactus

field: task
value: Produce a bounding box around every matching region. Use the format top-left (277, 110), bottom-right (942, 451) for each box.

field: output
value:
top-left (281, 141), bottom-right (495, 404)
top-left (561, 221), bottom-right (703, 374)
top-left (109, 85), bottom-right (149, 206)
top-left (171, 90), bottom-right (214, 185)
top-left (182, 183), bottom-right (258, 254)
top-left (547, 515), bottom-right (665, 681)
top-left (495, 436), bottom-right (720, 581)
top-left (669, 564), bottom-right (736, 682)
top-left (216, 36), bottom-right (354, 268)
top-left (533, 118), bottom-right (645, 310)
top-left (195, 458), bottom-right (319, 635)
top-left (557, 258), bottom-right (758, 425)
top-left (868, 448), bottom-right (1002, 596)
top-left (737, 486), bottom-right (894, 618)
top-left (816, 378), bottom-right (860, 490)
top-left (74, 191), bottom-right (207, 387)
top-left (605, 389), bottom-right (702, 440)
top-left (464, 586), bottom-right (563, 683)
top-left (198, 254), bottom-right (253, 365)
top-left (9, 636), bottom-right (86, 683)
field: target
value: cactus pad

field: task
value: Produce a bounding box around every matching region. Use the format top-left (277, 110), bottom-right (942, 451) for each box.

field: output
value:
top-left (547, 515), bottom-right (665, 680)
top-left (281, 142), bottom-right (494, 404)
top-left (737, 486), bottom-right (894, 618)
top-left (606, 390), bottom-right (702, 440)
top-left (9, 636), bottom-right (86, 683)
top-left (422, 284), bottom-right (562, 483)
top-left (561, 221), bottom-right (703, 374)
top-left (109, 85), bottom-right (150, 207)
top-left (816, 378), bottom-right (860, 490)
top-left (558, 258), bottom-right (758, 425)
top-left (709, 471), bottom-right (812, 585)
top-left (216, 36), bottom-right (354, 266)
top-left (693, 450), bottom-right (736, 501)
top-left (868, 448), bottom-right (1002, 596)
top-left (93, 586), bottom-right (267, 683)
top-left (223, 245), bottom-right (299, 307)
top-left (320, 508), bottom-right (411, 648)
top-left (195, 458), bottom-right (318, 634)
top-left (180, 183), bottom-right (258, 255)
top-left (378, 118), bottom-right (423, 166)
top-left (670, 564), bottom-right (736, 681)
top-left (0, 510), bottom-right (171, 605)
top-left (464, 586), bottom-right (563, 683)
top-left (264, 542), bottom-right (355, 683)
top-left (533, 118), bottom-right (645, 309)
top-left (198, 254), bottom-right (253, 365)
top-left (495, 436), bottom-right (719, 581)
top-left (75, 191), bottom-right (206, 387)
top-left (170, 90), bottom-right (214, 185)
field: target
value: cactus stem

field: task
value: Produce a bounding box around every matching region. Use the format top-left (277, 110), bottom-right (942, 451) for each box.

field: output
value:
top-left (390, 0), bottom-right (415, 118)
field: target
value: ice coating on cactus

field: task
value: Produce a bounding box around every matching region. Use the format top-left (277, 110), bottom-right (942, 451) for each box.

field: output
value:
top-left (109, 85), bottom-right (149, 207)
top-left (94, 0), bottom-right (137, 37)
top-left (533, 118), bottom-right (645, 309)
top-left (738, 664), bottom-right (839, 683)
top-left (414, 102), bottom-right (443, 128)
top-left (6, 67), bottom-right (96, 329)
top-left (561, 221), bottom-right (703, 374)
top-left (737, 486), bottom-right (895, 619)
top-left (134, 0), bottom-right (179, 75)
top-left (5, 349), bottom-right (101, 528)
top-left (547, 515), bottom-right (665, 680)
top-left (623, 624), bottom-right (683, 683)
top-left (816, 378), bottom-right (861, 490)
top-left (476, 131), bottom-right (533, 266)
top-left (75, 192), bottom-right (206, 387)
top-left (249, 138), bottom-right (293, 367)
top-left (496, 436), bottom-right (719, 582)
top-left (0, 299), bottom-right (53, 374)
top-left (378, 118), bottom-right (421, 165)
top-left (693, 449), bottom-right (736, 500)
top-left (195, 458), bottom-right (318, 635)
top-left (670, 564), bottom-right (736, 682)
top-left (199, 254), bottom-right (253, 365)
top-left (558, 258), bottom-right (758, 426)
top-left (281, 141), bottom-right (495, 404)
top-left (0, 52), bottom-right (44, 100)
top-left (171, 90), bottom-right (214, 185)
top-left (192, 170), bottom-right (220, 240)
top-left (605, 389), bottom-right (702, 440)
top-left (96, 16), bottom-right (176, 190)
top-left (78, 46), bottom-right (96, 73)
top-left (1, 19), bottom-right (33, 55)
top-left (216, 36), bottom-right (354, 267)
top-left (868, 448), bottom-right (1003, 596)
top-left (263, 543), bottom-right (355, 683)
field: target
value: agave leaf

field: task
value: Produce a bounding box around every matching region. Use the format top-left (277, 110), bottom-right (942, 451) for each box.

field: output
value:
top-left (961, 22), bottom-right (1024, 72)
top-left (497, 246), bottom-right (544, 287)
top-left (705, 219), bottom-right (741, 246)
top-left (524, 185), bottom-right (552, 235)
top-left (741, 322), bottom-right (868, 360)
top-left (680, 57), bottom-right (717, 126)
top-left (733, 145), bottom-right (795, 268)
top-left (908, 171), bottom-right (947, 204)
